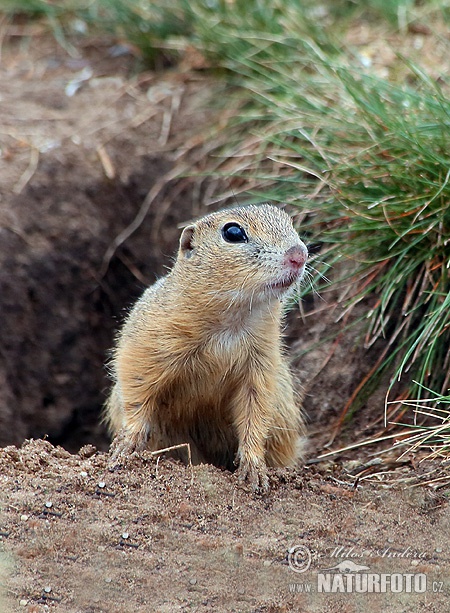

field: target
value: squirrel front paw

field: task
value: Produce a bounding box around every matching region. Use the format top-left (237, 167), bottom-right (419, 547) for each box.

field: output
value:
top-left (235, 455), bottom-right (269, 494)
top-left (108, 427), bottom-right (148, 466)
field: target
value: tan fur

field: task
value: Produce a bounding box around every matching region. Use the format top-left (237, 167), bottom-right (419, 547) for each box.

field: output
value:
top-left (105, 203), bottom-right (307, 492)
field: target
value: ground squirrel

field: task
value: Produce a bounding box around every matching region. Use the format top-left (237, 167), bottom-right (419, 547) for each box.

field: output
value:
top-left (105, 203), bottom-right (308, 492)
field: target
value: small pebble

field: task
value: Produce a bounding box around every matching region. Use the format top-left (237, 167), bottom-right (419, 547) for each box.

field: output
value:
top-left (20, 514), bottom-right (28, 521)
top-left (45, 502), bottom-right (53, 508)
top-left (122, 532), bottom-right (129, 540)
top-left (80, 471), bottom-right (88, 477)
top-left (263, 560), bottom-right (271, 567)
top-left (189, 578), bottom-right (197, 585)
top-left (98, 545), bottom-right (106, 552)
top-left (411, 559), bottom-right (419, 566)
top-left (436, 547), bottom-right (443, 553)
top-left (98, 481), bottom-right (106, 489)
top-left (19, 600), bottom-right (28, 606)
top-left (44, 586), bottom-right (52, 593)
top-left (387, 537), bottom-right (394, 543)
top-left (105, 577), bottom-right (112, 583)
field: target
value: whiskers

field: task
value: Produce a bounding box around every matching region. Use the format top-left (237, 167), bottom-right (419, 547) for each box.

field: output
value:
top-left (299, 259), bottom-right (330, 301)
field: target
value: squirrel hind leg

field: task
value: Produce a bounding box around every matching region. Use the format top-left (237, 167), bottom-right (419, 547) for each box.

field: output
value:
top-left (265, 363), bottom-right (306, 468)
top-left (102, 383), bottom-right (125, 436)
top-left (265, 426), bottom-right (306, 467)
top-left (265, 405), bottom-right (306, 467)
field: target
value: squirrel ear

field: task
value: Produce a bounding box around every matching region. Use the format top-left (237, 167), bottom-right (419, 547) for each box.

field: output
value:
top-left (179, 225), bottom-right (196, 258)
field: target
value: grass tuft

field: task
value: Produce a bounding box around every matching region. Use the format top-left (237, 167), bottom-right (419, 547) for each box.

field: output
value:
top-left (391, 389), bottom-right (450, 460)
top-left (176, 1), bottom-right (450, 410)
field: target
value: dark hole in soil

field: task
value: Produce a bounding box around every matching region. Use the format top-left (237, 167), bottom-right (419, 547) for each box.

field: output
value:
top-left (0, 153), bottom-right (196, 453)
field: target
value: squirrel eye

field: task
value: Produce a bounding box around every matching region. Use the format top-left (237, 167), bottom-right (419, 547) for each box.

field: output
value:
top-left (222, 222), bottom-right (248, 243)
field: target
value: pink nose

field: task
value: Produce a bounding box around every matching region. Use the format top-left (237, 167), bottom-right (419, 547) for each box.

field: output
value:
top-left (284, 244), bottom-right (307, 271)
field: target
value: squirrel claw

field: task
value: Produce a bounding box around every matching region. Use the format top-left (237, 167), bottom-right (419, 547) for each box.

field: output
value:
top-left (236, 458), bottom-right (269, 494)
top-left (108, 428), bottom-right (146, 466)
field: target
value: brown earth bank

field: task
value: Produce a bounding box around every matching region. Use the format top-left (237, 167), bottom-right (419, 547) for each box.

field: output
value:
top-left (0, 26), bottom-right (216, 451)
top-left (1, 19), bottom-right (450, 613)
top-left (0, 21), bottom-right (384, 459)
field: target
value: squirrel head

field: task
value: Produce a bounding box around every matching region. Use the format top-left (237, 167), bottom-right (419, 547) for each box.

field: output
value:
top-left (175, 203), bottom-right (308, 307)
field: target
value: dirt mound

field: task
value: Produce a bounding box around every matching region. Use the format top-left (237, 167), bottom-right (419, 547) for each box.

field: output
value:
top-left (1, 439), bottom-right (448, 612)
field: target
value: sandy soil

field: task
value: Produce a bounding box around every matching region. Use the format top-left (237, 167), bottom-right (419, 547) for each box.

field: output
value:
top-left (1, 440), bottom-right (449, 612)
top-left (1, 16), bottom-right (449, 613)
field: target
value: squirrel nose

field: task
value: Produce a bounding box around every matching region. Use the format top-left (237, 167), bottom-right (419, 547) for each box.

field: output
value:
top-left (284, 244), bottom-right (307, 271)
